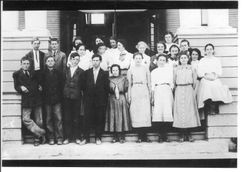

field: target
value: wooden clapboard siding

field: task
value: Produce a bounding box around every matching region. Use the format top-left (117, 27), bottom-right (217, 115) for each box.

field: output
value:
top-left (229, 9), bottom-right (238, 29)
top-left (207, 126), bottom-right (237, 138)
top-left (207, 114), bottom-right (237, 127)
top-left (166, 9), bottom-right (180, 33)
top-left (3, 129), bottom-right (22, 141)
top-left (47, 11), bottom-right (61, 39)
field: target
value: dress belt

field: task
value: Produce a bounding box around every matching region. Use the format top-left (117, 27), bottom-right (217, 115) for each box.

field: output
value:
top-left (176, 83), bottom-right (193, 86)
top-left (133, 82), bottom-right (145, 85)
top-left (155, 83), bottom-right (170, 86)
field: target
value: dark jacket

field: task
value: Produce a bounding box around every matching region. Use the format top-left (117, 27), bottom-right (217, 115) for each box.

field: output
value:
top-left (13, 69), bottom-right (42, 108)
top-left (83, 68), bottom-right (109, 108)
top-left (41, 68), bottom-right (63, 105)
top-left (63, 67), bottom-right (84, 100)
top-left (45, 50), bottom-right (67, 74)
top-left (24, 50), bottom-right (45, 72)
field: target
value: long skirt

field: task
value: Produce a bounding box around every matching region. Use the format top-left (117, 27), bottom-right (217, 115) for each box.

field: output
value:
top-left (197, 78), bottom-right (233, 109)
top-left (130, 84), bottom-right (151, 128)
top-left (152, 85), bottom-right (173, 122)
top-left (105, 94), bottom-right (131, 132)
top-left (173, 85), bottom-right (201, 128)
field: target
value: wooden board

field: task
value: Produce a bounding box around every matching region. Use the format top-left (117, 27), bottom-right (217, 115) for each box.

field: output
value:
top-left (221, 67), bottom-right (237, 78)
top-left (2, 129), bottom-right (22, 141)
top-left (188, 38), bottom-right (238, 47)
top-left (2, 116), bottom-right (22, 129)
top-left (2, 103), bottom-right (21, 116)
top-left (219, 102), bottom-right (237, 114)
top-left (207, 114), bottom-right (237, 127)
top-left (207, 126), bottom-right (237, 138)
top-left (220, 78), bottom-right (238, 89)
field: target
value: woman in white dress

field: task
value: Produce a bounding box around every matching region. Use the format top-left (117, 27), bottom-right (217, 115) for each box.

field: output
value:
top-left (197, 43), bottom-right (233, 115)
top-left (151, 53), bottom-right (174, 142)
top-left (75, 43), bottom-right (92, 71)
top-left (110, 39), bottom-right (133, 76)
top-left (131, 41), bottom-right (151, 69)
top-left (93, 43), bottom-right (109, 71)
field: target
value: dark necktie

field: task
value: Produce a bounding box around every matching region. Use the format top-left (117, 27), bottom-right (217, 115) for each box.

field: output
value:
top-left (25, 71), bottom-right (29, 78)
top-left (35, 51), bottom-right (38, 62)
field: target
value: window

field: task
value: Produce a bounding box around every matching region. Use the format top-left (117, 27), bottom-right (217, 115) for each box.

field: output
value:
top-left (90, 13), bottom-right (105, 24)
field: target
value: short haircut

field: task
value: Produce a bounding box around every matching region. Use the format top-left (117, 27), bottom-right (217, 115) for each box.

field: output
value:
top-left (70, 52), bottom-right (80, 59)
top-left (133, 52), bottom-right (143, 59)
top-left (45, 56), bottom-right (55, 62)
top-left (92, 54), bottom-right (102, 61)
top-left (49, 38), bottom-right (59, 44)
top-left (20, 56), bottom-right (31, 63)
top-left (156, 53), bottom-right (168, 62)
top-left (76, 43), bottom-right (86, 51)
top-left (180, 39), bottom-right (190, 46)
top-left (190, 48), bottom-right (202, 60)
top-left (117, 39), bottom-right (127, 49)
top-left (205, 43), bottom-right (215, 50)
top-left (164, 31), bottom-right (174, 39)
top-left (110, 64), bottom-right (121, 75)
top-left (178, 50), bottom-right (191, 65)
top-left (31, 37), bottom-right (40, 44)
top-left (169, 44), bottom-right (180, 52)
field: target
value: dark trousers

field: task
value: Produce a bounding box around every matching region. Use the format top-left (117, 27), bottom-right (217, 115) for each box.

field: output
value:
top-left (63, 98), bottom-right (81, 140)
top-left (82, 106), bottom-right (106, 140)
top-left (45, 103), bottom-right (63, 142)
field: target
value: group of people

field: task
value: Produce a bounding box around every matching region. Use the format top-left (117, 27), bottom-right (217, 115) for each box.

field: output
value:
top-left (13, 31), bottom-right (233, 146)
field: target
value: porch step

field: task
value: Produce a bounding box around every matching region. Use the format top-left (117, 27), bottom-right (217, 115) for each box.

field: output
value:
top-left (23, 131), bottom-right (206, 144)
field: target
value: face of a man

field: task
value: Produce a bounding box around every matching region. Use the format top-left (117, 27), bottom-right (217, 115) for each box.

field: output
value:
top-left (110, 39), bottom-right (117, 49)
top-left (92, 57), bottom-right (101, 68)
top-left (51, 41), bottom-right (59, 51)
top-left (46, 57), bottom-right (55, 68)
top-left (21, 60), bottom-right (30, 71)
top-left (70, 56), bottom-right (80, 67)
top-left (32, 40), bottom-right (40, 51)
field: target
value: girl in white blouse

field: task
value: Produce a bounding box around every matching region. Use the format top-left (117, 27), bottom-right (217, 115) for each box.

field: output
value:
top-left (151, 53), bottom-right (174, 142)
top-left (197, 43), bottom-right (232, 115)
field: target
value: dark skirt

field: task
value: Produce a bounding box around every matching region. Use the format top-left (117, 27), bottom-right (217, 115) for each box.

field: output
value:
top-left (105, 94), bottom-right (131, 132)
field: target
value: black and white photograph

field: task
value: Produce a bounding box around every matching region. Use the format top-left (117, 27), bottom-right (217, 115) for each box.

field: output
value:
top-left (1, 0), bottom-right (240, 168)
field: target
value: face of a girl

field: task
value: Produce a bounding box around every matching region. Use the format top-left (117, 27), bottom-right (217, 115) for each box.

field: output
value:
top-left (98, 45), bottom-right (106, 54)
top-left (205, 45), bottom-right (214, 56)
top-left (110, 39), bottom-right (117, 48)
top-left (180, 55), bottom-right (189, 65)
top-left (112, 66), bottom-right (120, 77)
top-left (157, 43), bottom-right (165, 53)
top-left (170, 47), bottom-right (179, 58)
top-left (117, 42), bottom-right (124, 51)
top-left (157, 56), bottom-right (166, 67)
top-left (134, 54), bottom-right (143, 66)
top-left (77, 45), bottom-right (86, 56)
top-left (95, 38), bottom-right (103, 45)
top-left (164, 34), bottom-right (173, 44)
top-left (138, 44), bottom-right (146, 54)
top-left (191, 51), bottom-right (199, 61)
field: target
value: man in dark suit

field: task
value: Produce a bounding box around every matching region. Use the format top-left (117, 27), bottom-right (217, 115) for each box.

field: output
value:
top-left (81, 54), bottom-right (109, 145)
top-left (45, 38), bottom-right (67, 74)
top-left (13, 57), bottom-right (46, 146)
top-left (62, 52), bottom-right (84, 145)
top-left (24, 37), bottom-right (45, 76)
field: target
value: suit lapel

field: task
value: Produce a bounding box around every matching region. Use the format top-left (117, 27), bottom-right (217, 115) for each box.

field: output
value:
top-left (95, 68), bottom-right (103, 85)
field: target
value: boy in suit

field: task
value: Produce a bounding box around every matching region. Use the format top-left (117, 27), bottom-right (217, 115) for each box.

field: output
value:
top-left (13, 57), bottom-right (45, 146)
top-left (63, 52), bottom-right (84, 145)
top-left (24, 37), bottom-right (45, 74)
top-left (81, 54), bottom-right (109, 145)
top-left (45, 38), bottom-right (67, 74)
top-left (41, 56), bottom-right (64, 145)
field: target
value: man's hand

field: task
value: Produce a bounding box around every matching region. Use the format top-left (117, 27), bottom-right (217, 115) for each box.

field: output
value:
top-left (20, 86), bottom-right (29, 93)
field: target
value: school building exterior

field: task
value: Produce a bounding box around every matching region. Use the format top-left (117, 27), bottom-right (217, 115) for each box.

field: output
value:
top-left (2, 9), bottom-right (238, 145)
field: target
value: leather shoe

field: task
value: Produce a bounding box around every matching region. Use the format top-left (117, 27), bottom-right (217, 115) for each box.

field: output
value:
top-left (49, 140), bottom-right (55, 145)
top-left (63, 139), bottom-right (69, 145)
top-left (57, 140), bottom-right (63, 145)
top-left (96, 138), bottom-right (102, 145)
